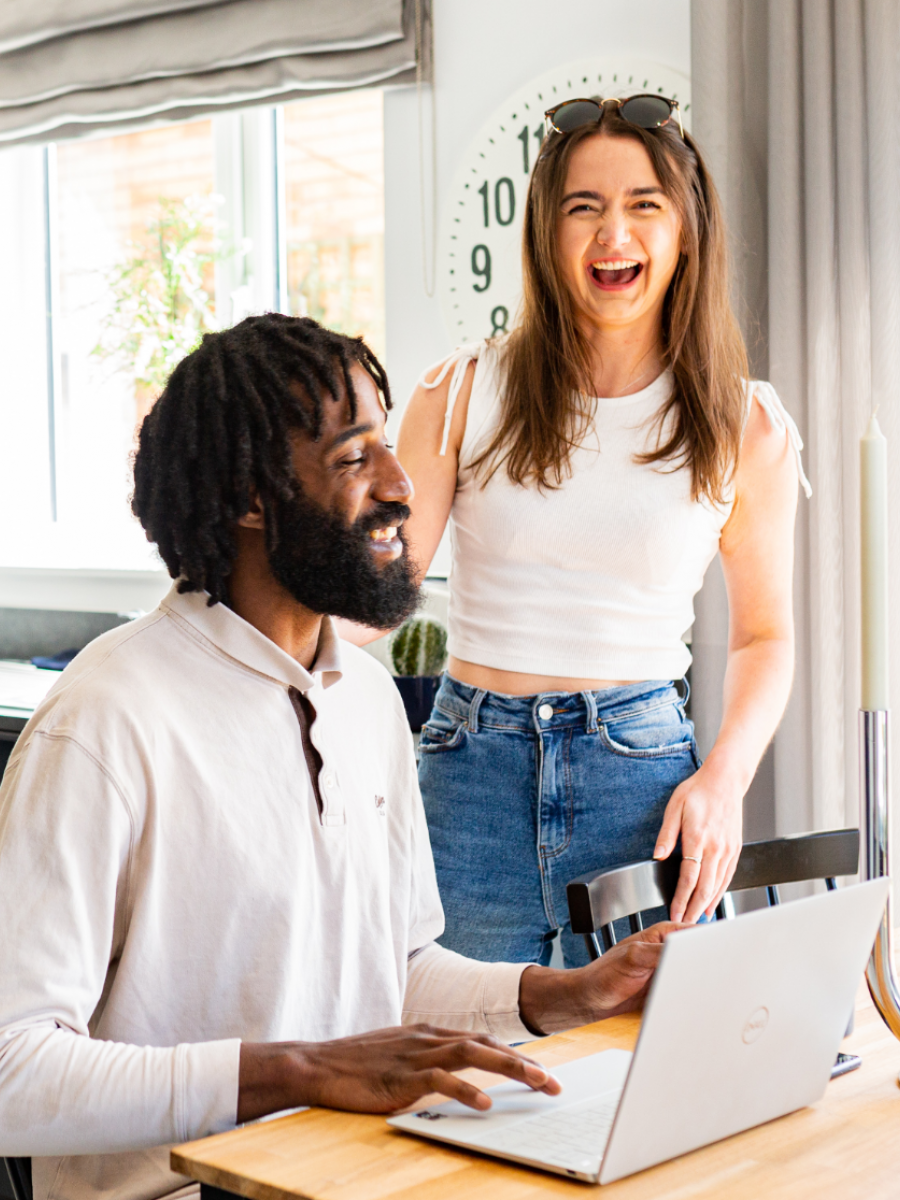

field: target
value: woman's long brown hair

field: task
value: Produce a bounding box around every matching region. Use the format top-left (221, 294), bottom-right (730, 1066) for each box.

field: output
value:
top-left (471, 108), bottom-right (748, 503)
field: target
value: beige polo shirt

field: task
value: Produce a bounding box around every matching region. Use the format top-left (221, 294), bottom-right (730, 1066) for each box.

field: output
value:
top-left (0, 585), bottom-right (529, 1200)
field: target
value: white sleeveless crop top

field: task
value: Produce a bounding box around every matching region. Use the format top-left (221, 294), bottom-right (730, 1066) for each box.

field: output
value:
top-left (421, 339), bottom-right (811, 681)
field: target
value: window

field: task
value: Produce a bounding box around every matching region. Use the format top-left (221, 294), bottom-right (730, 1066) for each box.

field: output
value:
top-left (283, 91), bottom-right (385, 362)
top-left (0, 91), bottom-right (386, 573)
top-left (54, 121), bottom-right (216, 547)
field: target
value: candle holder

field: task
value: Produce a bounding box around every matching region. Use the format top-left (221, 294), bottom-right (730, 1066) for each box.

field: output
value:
top-left (858, 709), bottom-right (900, 1051)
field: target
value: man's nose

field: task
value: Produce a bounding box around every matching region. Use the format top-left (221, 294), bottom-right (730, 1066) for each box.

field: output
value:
top-left (375, 449), bottom-right (414, 504)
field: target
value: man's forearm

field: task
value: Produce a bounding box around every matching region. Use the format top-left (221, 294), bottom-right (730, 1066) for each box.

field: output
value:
top-left (0, 1025), bottom-right (240, 1156)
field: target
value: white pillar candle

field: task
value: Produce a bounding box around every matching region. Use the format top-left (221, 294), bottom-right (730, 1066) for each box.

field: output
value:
top-left (861, 412), bottom-right (890, 711)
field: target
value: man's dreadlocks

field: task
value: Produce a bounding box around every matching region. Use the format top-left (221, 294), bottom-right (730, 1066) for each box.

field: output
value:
top-left (132, 313), bottom-right (391, 606)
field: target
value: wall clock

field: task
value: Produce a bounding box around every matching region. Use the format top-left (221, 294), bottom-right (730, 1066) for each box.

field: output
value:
top-left (438, 59), bottom-right (691, 345)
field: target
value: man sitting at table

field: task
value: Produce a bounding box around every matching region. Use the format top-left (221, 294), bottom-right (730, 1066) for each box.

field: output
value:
top-left (0, 315), bottom-right (673, 1200)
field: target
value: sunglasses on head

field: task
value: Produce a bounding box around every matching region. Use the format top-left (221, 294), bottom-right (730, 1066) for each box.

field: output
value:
top-left (544, 94), bottom-right (684, 140)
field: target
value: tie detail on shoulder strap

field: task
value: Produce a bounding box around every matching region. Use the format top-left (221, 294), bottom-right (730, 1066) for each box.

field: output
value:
top-left (748, 381), bottom-right (813, 498)
top-left (418, 341), bottom-right (484, 455)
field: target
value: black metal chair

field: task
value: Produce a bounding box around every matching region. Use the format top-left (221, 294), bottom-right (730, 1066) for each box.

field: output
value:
top-left (566, 828), bottom-right (862, 1080)
top-left (3, 1158), bottom-right (31, 1200)
top-left (566, 827), bottom-right (860, 961)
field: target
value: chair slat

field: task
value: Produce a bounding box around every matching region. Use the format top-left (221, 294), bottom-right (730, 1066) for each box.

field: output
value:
top-left (728, 829), bottom-right (858, 892)
top-left (567, 856), bottom-right (682, 935)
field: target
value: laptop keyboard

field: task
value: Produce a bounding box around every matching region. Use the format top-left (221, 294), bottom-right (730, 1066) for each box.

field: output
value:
top-left (481, 1091), bottom-right (621, 1162)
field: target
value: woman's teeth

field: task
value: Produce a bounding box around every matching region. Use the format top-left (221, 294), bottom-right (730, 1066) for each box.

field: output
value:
top-left (591, 259), bottom-right (642, 286)
top-left (369, 527), bottom-right (398, 542)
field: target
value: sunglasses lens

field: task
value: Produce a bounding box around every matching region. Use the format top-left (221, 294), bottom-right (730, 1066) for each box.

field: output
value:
top-left (619, 95), bottom-right (673, 129)
top-left (550, 100), bottom-right (604, 132)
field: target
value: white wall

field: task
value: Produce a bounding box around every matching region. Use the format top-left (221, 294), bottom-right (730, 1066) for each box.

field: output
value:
top-left (383, 0), bottom-right (692, 410)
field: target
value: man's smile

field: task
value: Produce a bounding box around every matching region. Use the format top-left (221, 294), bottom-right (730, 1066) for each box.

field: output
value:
top-left (367, 524), bottom-right (403, 558)
top-left (368, 525), bottom-right (399, 542)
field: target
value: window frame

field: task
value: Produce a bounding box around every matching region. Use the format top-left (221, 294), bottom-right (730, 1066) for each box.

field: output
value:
top-left (0, 96), bottom-right (392, 606)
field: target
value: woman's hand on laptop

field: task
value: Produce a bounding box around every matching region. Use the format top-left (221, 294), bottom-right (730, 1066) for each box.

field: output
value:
top-left (237, 1027), bottom-right (562, 1122)
top-left (518, 923), bottom-right (684, 1035)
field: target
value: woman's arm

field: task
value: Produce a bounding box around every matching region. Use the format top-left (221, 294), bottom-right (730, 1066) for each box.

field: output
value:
top-left (336, 359), bottom-right (475, 647)
top-left (654, 395), bottom-right (800, 922)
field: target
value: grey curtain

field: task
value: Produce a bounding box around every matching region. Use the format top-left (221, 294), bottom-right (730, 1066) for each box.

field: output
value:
top-left (691, 1), bottom-right (900, 838)
top-left (0, 0), bottom-right (429, 145)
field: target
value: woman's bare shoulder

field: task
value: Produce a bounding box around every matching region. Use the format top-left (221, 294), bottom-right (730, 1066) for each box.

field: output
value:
top-left (401, 346), bottom-right (484, 455)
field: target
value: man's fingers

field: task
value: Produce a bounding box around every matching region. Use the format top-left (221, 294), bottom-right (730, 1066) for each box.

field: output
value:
top-left (618, 921), bottom-right (673, 946)
top-left (617, 939), bottom-right (665, 973)
top-left (432, 1040), bottom-right (561, 1095)
top-left (420, 1067), bottom-right (493, 1111)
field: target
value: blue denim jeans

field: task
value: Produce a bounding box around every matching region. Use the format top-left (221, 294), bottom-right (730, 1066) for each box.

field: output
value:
top-left (418, 675), bottom-right (700, 968)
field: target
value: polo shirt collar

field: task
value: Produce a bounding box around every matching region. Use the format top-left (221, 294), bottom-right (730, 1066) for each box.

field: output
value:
top-left (160, 584), bottom-right (343, 692)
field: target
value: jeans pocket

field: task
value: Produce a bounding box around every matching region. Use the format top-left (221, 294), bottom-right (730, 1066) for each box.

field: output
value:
top-left (600, 702), bottom-right (695, 758)
top-left (419, 707), bottom-right (467, 754)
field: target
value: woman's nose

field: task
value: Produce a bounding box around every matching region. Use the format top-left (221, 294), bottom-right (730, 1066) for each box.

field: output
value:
top-left (595, 212), bottom-right (630, 249)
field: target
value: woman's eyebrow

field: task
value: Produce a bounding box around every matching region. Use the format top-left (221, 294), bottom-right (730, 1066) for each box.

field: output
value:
top-left (561, 186), bottom-right (665, 204)
top-left (561, 190), bottom-right (603, 204)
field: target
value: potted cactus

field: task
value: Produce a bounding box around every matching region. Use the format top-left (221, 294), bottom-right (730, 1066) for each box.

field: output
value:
top-left (390, 614), bottom-right (448, 731)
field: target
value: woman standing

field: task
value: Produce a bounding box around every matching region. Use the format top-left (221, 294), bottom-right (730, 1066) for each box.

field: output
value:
top-left (396, 97), bottom-right (809, 966)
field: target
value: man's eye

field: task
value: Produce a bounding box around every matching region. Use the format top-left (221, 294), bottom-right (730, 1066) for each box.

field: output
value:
top-left (340, 455), bottom-right (366, 467)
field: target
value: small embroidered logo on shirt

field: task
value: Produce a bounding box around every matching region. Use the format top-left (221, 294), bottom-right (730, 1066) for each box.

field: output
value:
top-left (375, 795), bottom-right (386, 816)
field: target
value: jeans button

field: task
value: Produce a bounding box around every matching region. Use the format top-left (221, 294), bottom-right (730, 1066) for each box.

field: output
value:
top-left (538, 703), bottom-right (553, 721)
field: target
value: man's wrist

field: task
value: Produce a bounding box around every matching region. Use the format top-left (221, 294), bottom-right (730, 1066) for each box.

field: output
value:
top-left (518, 965), bottom-right (589, 1037)
top-left (237, 1041), bottom-right (310, 1124)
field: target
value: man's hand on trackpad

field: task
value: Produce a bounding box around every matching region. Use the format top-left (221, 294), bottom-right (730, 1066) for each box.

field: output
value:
top-left (237, 1027), bottom-right (562, 1123)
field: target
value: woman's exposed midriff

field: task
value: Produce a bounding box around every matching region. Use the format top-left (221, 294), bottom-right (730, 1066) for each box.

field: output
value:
top-left (448, 655), bottom-right (637, 697)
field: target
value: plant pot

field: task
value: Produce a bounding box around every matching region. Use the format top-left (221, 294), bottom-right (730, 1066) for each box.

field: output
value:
top-left (393, 675), bottom-right (440, 732)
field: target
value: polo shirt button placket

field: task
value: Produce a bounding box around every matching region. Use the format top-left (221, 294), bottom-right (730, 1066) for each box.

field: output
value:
top-left (319, 768), bottom-right (345, 827)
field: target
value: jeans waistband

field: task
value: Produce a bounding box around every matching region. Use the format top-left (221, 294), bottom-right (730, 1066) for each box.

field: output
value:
top-left (433, 674), bottom-right (688, 734)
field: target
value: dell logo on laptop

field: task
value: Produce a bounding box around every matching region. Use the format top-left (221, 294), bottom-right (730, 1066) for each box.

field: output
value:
top-left (742, 1006), bottom-right (769, 1044)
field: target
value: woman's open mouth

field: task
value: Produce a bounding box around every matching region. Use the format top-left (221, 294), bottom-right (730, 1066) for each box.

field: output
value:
top-left (589, 259), bottom-right (643, 290)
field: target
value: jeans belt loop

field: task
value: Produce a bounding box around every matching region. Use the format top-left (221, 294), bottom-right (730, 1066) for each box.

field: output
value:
top-left (582, 689), bottom-right (599, 734)
top-left (467, 687), bottom-right (487, 733)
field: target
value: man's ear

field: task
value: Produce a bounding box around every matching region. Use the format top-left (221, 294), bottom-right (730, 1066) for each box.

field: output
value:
top-left (237, 491), bottom-right (266, 530)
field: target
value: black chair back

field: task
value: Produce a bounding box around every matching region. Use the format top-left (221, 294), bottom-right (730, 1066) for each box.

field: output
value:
top-left (4, 1158), bottom-right (32, 1200)
top-left (567, 828), bottom-right (860, 960)
top-left (567, 855), bottom-right (683, 958)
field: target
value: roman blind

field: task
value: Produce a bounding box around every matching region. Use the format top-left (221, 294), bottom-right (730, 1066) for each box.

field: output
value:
top-left (0, 0), bottom-right (429, 145)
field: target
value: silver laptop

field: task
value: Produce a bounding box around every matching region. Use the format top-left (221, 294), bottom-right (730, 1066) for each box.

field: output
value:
top-left (389, 879), bottom-right (889, 1184)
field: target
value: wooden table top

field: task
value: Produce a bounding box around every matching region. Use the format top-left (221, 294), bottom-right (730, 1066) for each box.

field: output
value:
top-left (172, 987), bottom-right (900, 1200)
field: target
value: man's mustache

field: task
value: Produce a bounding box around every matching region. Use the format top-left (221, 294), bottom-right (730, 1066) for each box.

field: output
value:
top-left (357, 503), bottom-right (412, 534)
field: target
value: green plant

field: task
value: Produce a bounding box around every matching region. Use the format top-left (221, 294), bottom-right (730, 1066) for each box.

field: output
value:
top-left (92, 194), bottom-right (240, 397)
top-left (391, 614), bottom-right (447, 677)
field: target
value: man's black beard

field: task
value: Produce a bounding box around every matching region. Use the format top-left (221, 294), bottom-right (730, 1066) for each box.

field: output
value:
top-left (266, 489), bottom-right (421, 629)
